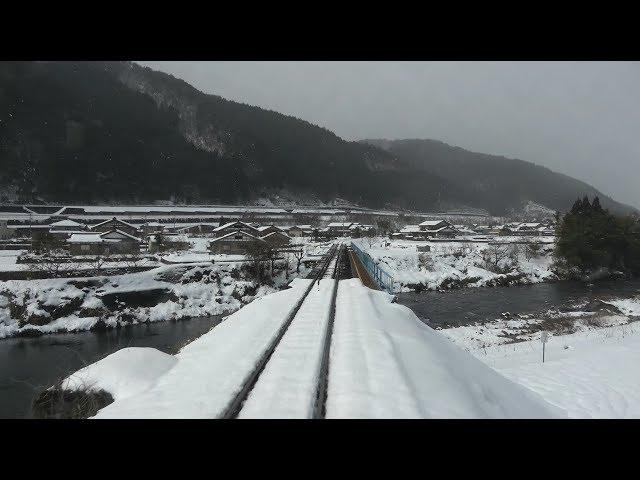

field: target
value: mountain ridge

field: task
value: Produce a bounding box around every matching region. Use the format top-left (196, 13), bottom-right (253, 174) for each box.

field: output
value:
top-left (361, 138), bottom-right (636, 215)
top-left (0, 61), bottom-right (635, 216)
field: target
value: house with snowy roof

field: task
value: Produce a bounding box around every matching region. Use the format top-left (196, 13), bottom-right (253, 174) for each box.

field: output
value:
top-left (261, 230), bottom-right (291, 247)
top-left (48, 219), bottom-right (87, 240)
top-left (49, 219), bottom-right (86, 231)
top-left (140, 221), bottom-right (167, 237)
top-left (212, 221), bottom-right (261, 238)
top-left (286, 225), bottom-right (314, 237)
top-left (67, 229), bottom-right (142, 255)
top-left (256, 225), bottom-right (286, 236)
top-left (89, 217), bottom-right (139, 236)
top-left (208, 230), bottom-right (266, 254)
top-left (511, 222), bottom-right (547, 236)
top-left (326, 222), bottom-right (359, 237)
top-left (417, 220), bottom-right (458, 238)
top-left (173, 222), bottom-right (219, 235)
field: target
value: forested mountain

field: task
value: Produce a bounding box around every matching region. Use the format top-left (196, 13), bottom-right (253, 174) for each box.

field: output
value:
top-left (362, 139), bottom-right (636, 215)
top-left (0, 61), bottom-right (634, 215)
top-left (0, 61), bottom-right (456, 209)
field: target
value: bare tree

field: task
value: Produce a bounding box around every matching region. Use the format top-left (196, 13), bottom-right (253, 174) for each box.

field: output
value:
top-left (282, 253), bottom-right (291, 280)
top-left (265, 247), bottom-right (278, 276)
top-left (525, 241), bottom-right (543, 260)
top-left (91, 250), bottom-right (112, 275)
top-left (31, 249), bottom-right (69, 278)
top-left (482, 244), bottom-right (511, 273)
top-left (292, 247), bottom-right (305, 273)
top-left (418, 252), bottom-right (434, 271)
top-left (245, 241), bottom-right (272, 281)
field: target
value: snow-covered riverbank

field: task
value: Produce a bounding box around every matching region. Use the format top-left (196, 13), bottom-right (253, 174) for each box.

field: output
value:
top-left (0, 261), bottom-right (310, 339)
top-left (434, 294), bottom-right (640, 418)
top-left (454, 323), bottom-right (640, 418)
top-left (359, 238), bottom-right (557, 292)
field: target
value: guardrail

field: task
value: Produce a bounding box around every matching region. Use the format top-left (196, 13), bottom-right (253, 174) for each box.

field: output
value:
top-left (350, 242), bottom-right (396, 294)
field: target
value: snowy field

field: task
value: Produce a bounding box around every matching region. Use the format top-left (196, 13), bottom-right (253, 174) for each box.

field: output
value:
top-left (452, 324), bottom-right (640, 418)
top-left (435, 293), bottom-right (640, 418)
top-left (358, 238), bottom-right (556, 292)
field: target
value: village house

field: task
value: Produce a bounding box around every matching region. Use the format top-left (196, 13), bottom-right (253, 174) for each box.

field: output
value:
top-left (208, 230), bottom-right (266, 254)
top-left (418, 220), bottom-right (454, 232)
top-left (256, 225), bottom-right (285, 236)
top-left (212, 221), bottom-right (261, 238)
top-left (67, 229), bottom-right (142, 255)
top-left (261, 231), bottom-right (291, 248)
top-left (148, 232), bottom-right (190, 252)
top-left (349, 224), bottom-right (375, 238)
top-left (89, 217), bottom-right (139, 236)
top-left (12, 224), bottom-right (52, 242)
top-left (140, 222), bottom-right (166, 237)
top-left (417, 220), bottom-right (459, 238)
top-left (454, 225), bottom-right (477, 235)
top-left (48, 219), bottom-right (87, 240)
top-left (49, 219), bottom-right (86, 231)
top-left (392, 220), bottom-right (459, 240)
top-left (513, 222), bottom-right (543, 235)
top-left (393, 225), bottom-right (423, 240)
top-left (326, 222), bottom-right (354, 237)
top-left (472, 225), bottom-right (492, 234)
top-left (173, 222), bottom-right (219, 235)
top-left (286, 225), bottom-right (314, 238)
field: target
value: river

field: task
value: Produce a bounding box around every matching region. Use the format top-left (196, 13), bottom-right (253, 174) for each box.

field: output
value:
top-left (396, 279), bottom-right (640, 328)
top-left (0, 316), bottom-right (222, 418)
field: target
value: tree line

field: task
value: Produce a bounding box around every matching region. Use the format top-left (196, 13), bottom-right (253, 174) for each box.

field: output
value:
top-left (554, 196), bottom-right (640, 278)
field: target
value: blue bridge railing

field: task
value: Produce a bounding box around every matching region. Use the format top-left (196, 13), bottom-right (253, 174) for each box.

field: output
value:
top-left (350, 242), bottom-right (396, 294)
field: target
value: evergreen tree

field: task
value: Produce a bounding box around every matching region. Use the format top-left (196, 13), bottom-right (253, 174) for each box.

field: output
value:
top-left (592, 196), bottom-right (603, 211)
top-left (555, 196), bottom-right (640, 276)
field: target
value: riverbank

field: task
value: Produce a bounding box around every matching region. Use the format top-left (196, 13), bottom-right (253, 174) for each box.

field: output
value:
top-left (359, 238), bottom-right (557, 292)
top-left (464, 323), bottom-right (640, 418)
top-left (0, 261), bottom-right (310, 339)
top-left (396, 280), bottom-right (640, 418)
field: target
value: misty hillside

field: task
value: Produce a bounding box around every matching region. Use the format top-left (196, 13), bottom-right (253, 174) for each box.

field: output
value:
top-left (0, 61), bottom-right (634, 215)
top-left (362, 139), bottom-right (636, 215)
top-left (0, 61), bottom-right (457, 210)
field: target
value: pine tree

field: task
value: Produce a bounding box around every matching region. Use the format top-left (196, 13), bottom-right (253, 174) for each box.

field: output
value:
top-left (570, 199), bottom-right (582, 214)
top-left (592, 196), bottom-right (603, 211)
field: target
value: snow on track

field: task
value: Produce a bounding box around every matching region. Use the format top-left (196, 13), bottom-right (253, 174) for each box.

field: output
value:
top-left (239, 279), bottom-right (337, 418)
top-left (92, 279), bottom-right (313, 418)
top-left (326, 279), bottom-right (564, 419)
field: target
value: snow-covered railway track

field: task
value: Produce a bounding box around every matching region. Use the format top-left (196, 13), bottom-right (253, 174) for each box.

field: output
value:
top-left (219, 244), bottom-right (344, 419)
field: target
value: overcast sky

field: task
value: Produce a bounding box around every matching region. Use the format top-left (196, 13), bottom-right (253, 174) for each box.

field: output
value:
top-left (139, 61), bottom-right (640, 209)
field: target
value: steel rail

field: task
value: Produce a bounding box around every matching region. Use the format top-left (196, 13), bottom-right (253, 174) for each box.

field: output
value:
top-left (219, 244), bottom-right (338, 419)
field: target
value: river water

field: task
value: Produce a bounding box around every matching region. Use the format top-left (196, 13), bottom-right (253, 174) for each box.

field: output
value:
top-left (396, 279), bottom-right (640, 329)
top-left (0, 316), bottom-right (222, 418)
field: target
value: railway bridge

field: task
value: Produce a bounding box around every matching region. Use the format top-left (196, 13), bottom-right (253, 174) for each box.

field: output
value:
top-left (68, 241), bottom-right (560, 419)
